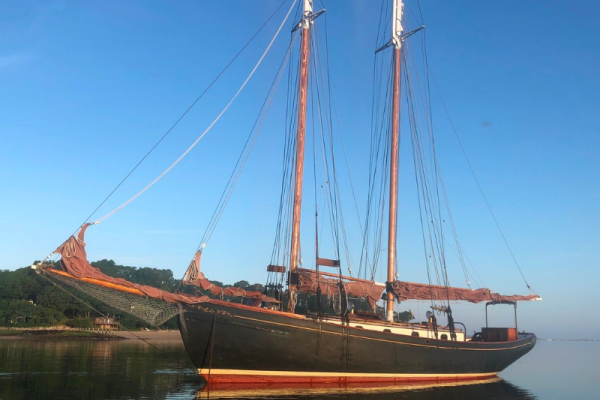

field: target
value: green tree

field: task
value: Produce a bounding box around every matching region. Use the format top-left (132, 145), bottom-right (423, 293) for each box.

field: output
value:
top-left (233, 280), bottom-right (250, 289)
top-left (396, 310), bottom-right (414, 323)
top-left (0, 299), bottom-right (65, 327)
top-left (92, 260), bottom-right (177, 292)
top-left (247, 283), bottom-right (264, 292)
top-left (0, 270), bottom-right (24, 300)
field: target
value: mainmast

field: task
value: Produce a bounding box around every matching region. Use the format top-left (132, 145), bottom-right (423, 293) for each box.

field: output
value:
top-left (288, 0), bottom-right (320, 313)
top-left (386, 0), bottom-right (404, 322)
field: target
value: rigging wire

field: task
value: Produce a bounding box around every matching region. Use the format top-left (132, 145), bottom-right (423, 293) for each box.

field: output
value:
top-left (314, 6), bottom-right (368, 258)
top-left (95, 0), bottom-right (299, 224)
top-left (72, 0), bottom-right (291, 236)
top-left (361, 2), bottom-right (393, 280)
top-left (317, 15), bottom-right (356, 274)
top-left (413, 0), bottom-right (472, 291)
top-left (311, 70), bottom-right (319, 264)
top-left (413, 0), bottom-right (534, 294)
top-left (407, 67), bottom-right (448, 296)
top-left (312, 22), bottom-right (341, 262)
top-left (427, 67), bottom-right (536, 293)
top-left (442, 225), bottom-right (486, 288)
top-left (359, 43), bottom-right (393, 280)
top-left (38, 272), bottom-right (159, 350)
top-left (270, 8), bottom-right (356, 281)
top-left (270, 27), bottom-right (301, 270)
top-left (197, 32), bottom-right (299, 249)
top-left (405, 39), bottom-right (455, 291)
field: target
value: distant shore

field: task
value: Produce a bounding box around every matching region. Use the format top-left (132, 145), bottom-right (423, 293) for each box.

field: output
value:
top-left (538, 338), bottom-right (599, 342)
top-left (0, 327), bottom-right (183, 342)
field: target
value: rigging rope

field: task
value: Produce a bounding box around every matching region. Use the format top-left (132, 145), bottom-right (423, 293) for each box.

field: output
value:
top-left (427, 65), bottom-right (536, 293)
top-left (311, 23), bottom-right (341, 263)
top-left (197, 31), bottom-right (298, 249)
top-left (412, 0), bottom-right (535, 294)
top-left (95, 0), bottom-right (299, 224)
top-left (405, 40), bottom-right (453, 292)
top-left (409, 4), bottom-right (472, 290)
top-left (38, 272), bottom-right (160, 349)
top-left (72, 0), bottom-right (290, 235)
top-left (359, 44), bottom-right (393, 280)
top-left (317, 17), bottom-right (356, 275)
top-left (266, 8), bottom-right (357, 292)
top-left (270, 28), bottom-right (301, 270)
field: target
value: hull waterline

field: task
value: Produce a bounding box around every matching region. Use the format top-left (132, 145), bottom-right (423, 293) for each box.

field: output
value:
top-left (194, 377), bottom-right (514, 399)
top-left (178, 301), bottom-right (536, 384)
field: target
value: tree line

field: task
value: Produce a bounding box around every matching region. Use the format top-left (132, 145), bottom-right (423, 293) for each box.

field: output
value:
top-left (0, 259), bottom-right (263, 330)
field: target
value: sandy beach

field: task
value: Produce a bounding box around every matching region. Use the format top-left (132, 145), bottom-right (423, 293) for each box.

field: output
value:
top-left (117, 329), bottom-right (184, 344)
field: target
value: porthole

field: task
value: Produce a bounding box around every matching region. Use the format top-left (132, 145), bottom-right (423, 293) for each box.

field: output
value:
top-left (411, 332), bottom-right (419, 337)
top-left (383, 329), bottom-right (391, 333)
top-left (441, 334), bottom-right (448, 340)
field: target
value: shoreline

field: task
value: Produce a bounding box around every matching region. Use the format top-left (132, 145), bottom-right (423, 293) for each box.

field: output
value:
top-left (0, 328), bottom-right (182, 342)
top-left (117, 329), bottom-right (183, 343)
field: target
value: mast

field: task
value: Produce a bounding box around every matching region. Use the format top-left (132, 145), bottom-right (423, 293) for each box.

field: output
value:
top-left (288, 0), bottom-right (314, 313)
top-left (386, 0), bottom-right (404, 322)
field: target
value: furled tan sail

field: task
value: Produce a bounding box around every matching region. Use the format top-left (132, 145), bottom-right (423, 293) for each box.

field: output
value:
top-left (182, 250), bottom-right (279, 304)
top-left (47, 223), bottom-right (208, 305)
top-left (390, 281), bottom-right (540, 303)
top-left (293, 268), bottom-right (539, 308)
top-left (296, 268), bottom-right (386, 308)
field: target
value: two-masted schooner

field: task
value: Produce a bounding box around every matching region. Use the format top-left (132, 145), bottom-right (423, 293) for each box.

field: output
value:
top-left (34, 0), bottom-right (541, 384)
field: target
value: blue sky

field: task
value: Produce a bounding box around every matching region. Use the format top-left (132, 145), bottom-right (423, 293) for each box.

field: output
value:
top-left (1, 1), bottom-right (599, 339)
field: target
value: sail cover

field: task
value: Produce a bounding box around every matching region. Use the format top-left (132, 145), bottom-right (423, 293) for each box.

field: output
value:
top-left (297, 269), bottom-right (386, 308)
top-left (49, 223), bottom-right (208, 305)
top-left (182, 251), bottom-right (279, 303)
top-left (391, 280), bottom-right (541, 303)
top-left (294, 269), bottom-right (539, 306)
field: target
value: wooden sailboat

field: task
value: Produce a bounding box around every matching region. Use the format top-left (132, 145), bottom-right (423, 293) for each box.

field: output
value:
top-left (34, 0), bottom-right (541, 385)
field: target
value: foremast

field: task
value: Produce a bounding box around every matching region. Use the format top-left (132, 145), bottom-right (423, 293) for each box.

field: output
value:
top-left (386, 0), bottom-right (404, 322)
top-left (288, 0), bottom-right (322, 312)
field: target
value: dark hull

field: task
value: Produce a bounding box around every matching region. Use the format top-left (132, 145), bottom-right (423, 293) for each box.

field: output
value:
top-left (178, 301), bottom-right (536, 383)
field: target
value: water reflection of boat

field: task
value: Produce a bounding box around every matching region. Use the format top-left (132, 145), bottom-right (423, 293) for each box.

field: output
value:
top-left (195, 378), bottom-right (538, 399)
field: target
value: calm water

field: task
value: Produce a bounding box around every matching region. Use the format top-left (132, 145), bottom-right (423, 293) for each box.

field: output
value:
top-left (0, 337), bottom-right (598, 399)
